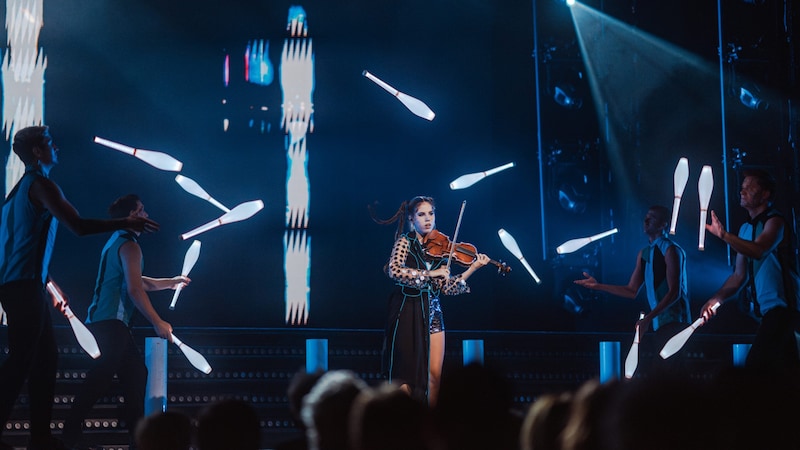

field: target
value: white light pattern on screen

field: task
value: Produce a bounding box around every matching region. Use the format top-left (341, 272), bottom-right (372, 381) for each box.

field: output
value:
top-left (1, 0), bottom-right (46, 325)
top-left (3, 0), bottom-right (46, 196)
top-left (284, 229), bottom-right (310, 324)
top-left (281, 39), bottom-right (314, 143)
top-left (281, 6), bottom-right (314, 324)
top-left (286, 138), bottom-right (309, 228)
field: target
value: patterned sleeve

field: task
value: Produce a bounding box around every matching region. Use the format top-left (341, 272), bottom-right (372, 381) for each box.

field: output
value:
top-left (434, 272), bottom-right (470, 296)
top-left (387, 236), bottom-right (432, 288)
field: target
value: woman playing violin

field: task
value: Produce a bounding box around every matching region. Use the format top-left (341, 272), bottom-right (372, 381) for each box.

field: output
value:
top-left (371, 195), bottom-right (489, 405)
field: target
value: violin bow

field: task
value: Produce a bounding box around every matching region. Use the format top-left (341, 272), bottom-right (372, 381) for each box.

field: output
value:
top-left (446, 200), bottom-right (467, 272)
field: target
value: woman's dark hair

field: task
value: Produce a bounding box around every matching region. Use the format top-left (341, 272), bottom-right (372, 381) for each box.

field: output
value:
top-left (369, 196), bottom-right (435, 240)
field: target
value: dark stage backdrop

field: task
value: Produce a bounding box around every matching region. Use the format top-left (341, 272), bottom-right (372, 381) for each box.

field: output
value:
top-left (0, 1), bottom-right (793, 333)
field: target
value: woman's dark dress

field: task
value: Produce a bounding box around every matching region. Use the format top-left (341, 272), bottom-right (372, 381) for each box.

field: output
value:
top-left (382, 231), bottom-right (470, 402)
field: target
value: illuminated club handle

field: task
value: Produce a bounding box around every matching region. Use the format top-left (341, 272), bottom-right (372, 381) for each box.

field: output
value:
top-left (556, 228), bottom-right (619, 255)
top-left (171, 333), bottom-right (212, 374)
top-left (449, 162), bottom-right (516, 190)
top-left (362, 70), bottom-right (399, 96)
top-left (181, 199), bottom-right (264, 240)
top-left (697, 165), bottom-right (714, 250)
top-left (46, 281), bottom-right (101, 359)
top-left (175, 175), bottom-right (230, 213)
top-left (93, 136), bottom-right (183, 172)
top-left (670, 157), bottom-right (689, 235)
top-left (362, 70), bottom-right (435, 121)
top-left (497, 229), bottom-right (541, 284)
top-left (169, 240), bottom-right (201, 310)
top-left (659, 302), bottom-right (720, 359)
top-left (624, 311), bottom-right (645, 379)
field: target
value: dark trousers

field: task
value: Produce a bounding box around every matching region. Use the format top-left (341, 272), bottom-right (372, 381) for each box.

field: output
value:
top-left (747, 306), bottom-right (800, 370)
top-left (63, 319), bottom-right (148, 443)
top-left (0, 279), bottom-right (58, 440)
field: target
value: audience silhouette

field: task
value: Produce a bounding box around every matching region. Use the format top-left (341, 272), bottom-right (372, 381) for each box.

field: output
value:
top-left (134, 410), bottom-right (192, 450)
top-left (196, 398), bottom-right (261, 450)
top-left (348, 383), bottom-right (432, 450)
top-left (520, 391), bottom-right (573, 450)
top-left (432, 363), bottom-right (522, 450)
top-left (301, 370), bottom-right (367, 450)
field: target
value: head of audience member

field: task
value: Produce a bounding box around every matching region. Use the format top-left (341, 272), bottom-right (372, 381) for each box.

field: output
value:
top-left (520, 391), bottom-right (574, 450)
top-left (598, 373), bottom-right (717, 450)
top-left (196, 398), bottom-right (261, 450)
top-left (348, 383), bottom-right (432, 450)
top-left (134, 410), bottom-right (193, 450)
top-left (559, 378), bottom-right (622, 450)
top-left (288, 369), bottom-right (325, 430)
top-left (433, 363), bottom-right (520, 450)
top-left (301, 370), bottom-right (368, 450)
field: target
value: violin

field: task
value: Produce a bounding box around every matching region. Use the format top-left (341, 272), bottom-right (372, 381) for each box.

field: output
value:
top-left (422, 229), bottom-right (511, 275)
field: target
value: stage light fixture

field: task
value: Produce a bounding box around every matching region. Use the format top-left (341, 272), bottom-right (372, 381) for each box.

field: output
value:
top-left (552, 162), bottom-right (590, 215)
top-left (553, 84), bottom-right (583, 109)
top-left (562, 293), bottom-right (584, 314)
top-left (738, 85), bottom-right (768, 110)
top-left (557, 185), bottom-right (587, 214)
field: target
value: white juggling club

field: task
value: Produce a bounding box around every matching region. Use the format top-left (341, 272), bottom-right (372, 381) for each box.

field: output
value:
top-left (46, 281), bottom-right (101, 359)
top-left (697, 165), bottom-right (714, 250)
top-left (659, 302), bottom-right (720, 359)
top-left (181, 200), bottom-right (264, 240)
top-left (169, 240), bottom-right (201, 310)
top-left (171, 333), bottom-right (212, 374)
top-left (556, 228), bottom-right (618, 255)
top-left (362, 70), bottom-right (435, 121)
top-left (624, 312), bottom-right (645, 379)
top-left (670, 157), bottom-right (689, 235)
top-left (175, 175), bottom-right (231, 213)
top-left (497, 229), bottom-right (542, 284)
top-left (94, 136), bottom-right (183, 172)
top-left (449, 162), bottom-right (516, 190)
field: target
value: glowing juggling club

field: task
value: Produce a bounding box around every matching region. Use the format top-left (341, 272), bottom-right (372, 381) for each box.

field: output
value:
top-left (362, 70), bottom-right (435, 121)
top-left (46, 280), bottom-right (101, 359)
top-left (670, 157), bottom-right (689, 235)
top-left (170, 333), bottom-right (212, 374)
top-left (93, 136), bottom-right (183, 172)
top-left (169, 240), bottom-right (201, 310)
top-left (181, 200), bottom-right (264, 240)
top-left (175, 175), bottom-right (230, 213)
top-left (624, 312), bottom-right (645, 379)
top-left (497, 229), bottom-right (541, 284)
top-left (697, 165), bottom-right (714, 250)
top-left (659, 302), bottom-right (720, 359)
top-left (449, 162), bottom-right (516, 190)
top-left (556, 228), bottom-right (619, 255)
